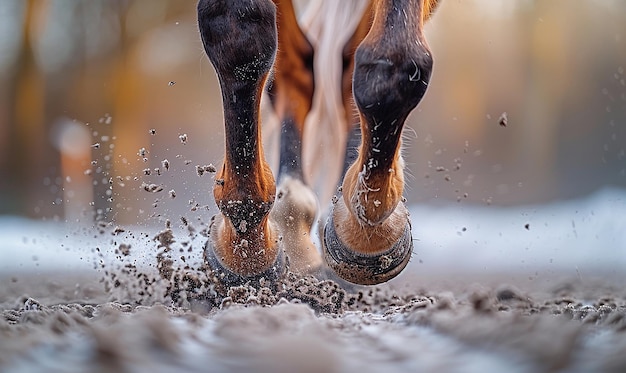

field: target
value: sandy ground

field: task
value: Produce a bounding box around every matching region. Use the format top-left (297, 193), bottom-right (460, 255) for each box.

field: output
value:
top-left (2, 266), bottom-right (626, 372)
top-left (1, 189), bottom-right (625, 372)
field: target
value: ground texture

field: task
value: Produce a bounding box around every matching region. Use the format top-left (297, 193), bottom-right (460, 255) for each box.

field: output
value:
top-left (1, 268), bottom-right (625, 373)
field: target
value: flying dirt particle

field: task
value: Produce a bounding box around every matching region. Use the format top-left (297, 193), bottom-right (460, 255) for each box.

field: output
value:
top-left (97, 221), bottom-right (110, 235)
top-left (84, 169), bottom-right (92, 176)
top-left (154, 168), bottom-right (161, 176)
top-left (196, 164), bottom-right (216, 176)
top-left (525, 223), bottom-right (530, 230)
top-left (116, 243), bottom-right (131, 256)
top-left (168, 81), bottom-right (176, 86)
top-left (498, 112), bottom-right (508, 127)
top-left (169, 190), bottom-right (176, 199)
top-left (454, 158), bottom-right (462, 171)
top-left (142, 182), bottom-right (164, 193)
top-left (154, 229), bottom-right (175, 248)
top-left (91, 143), bottom-right (100, 149)
top-left (149, 129), bottom-right (156, 135)
top-left (113, 226), bottom-right (126, 235)
top-left (162, 159), bottom-right (170, 171)
top-left (138, 148), bottom-right (147, 157)
top-left (143, 169), bottom-right (151, 176)
top-left (179, 134), bottom-right (188, 144)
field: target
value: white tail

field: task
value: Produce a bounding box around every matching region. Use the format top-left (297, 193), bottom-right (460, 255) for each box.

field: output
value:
top-left (263, 0), bottom-right (369, 209)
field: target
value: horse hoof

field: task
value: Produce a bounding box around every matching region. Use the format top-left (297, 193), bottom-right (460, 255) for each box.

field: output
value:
top-left (204, 215), bottom-right (286, 288)
top-left (322, 210), bottom-right (413, 285)
top-left (271, 175), bottom-right (323, 275)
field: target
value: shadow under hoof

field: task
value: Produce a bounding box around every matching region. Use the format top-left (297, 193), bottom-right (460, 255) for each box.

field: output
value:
top-left (204, 231), bottom-right (286, 290)
top-left (322, 213), bottom-right (413, 285)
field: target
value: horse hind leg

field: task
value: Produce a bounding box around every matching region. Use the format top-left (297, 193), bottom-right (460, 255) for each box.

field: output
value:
top-left (267, 0), bottom-right (322, 275)
top-left (323, 0), bottom-right (435, 285)
top-left (198, 0), bottom-right (284, 284)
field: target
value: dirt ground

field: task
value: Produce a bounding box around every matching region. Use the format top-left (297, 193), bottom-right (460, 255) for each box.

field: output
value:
top-left (2, 259), bottom-right (625, 373)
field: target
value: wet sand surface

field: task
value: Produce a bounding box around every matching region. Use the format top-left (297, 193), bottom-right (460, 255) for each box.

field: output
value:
top-left (2, 265), bottom-right (625, 373)
top-left (1, 187), bottom-right (625, 372)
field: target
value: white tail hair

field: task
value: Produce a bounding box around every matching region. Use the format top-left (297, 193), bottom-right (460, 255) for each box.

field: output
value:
top-left (262, 0), bottom-right (369, 207)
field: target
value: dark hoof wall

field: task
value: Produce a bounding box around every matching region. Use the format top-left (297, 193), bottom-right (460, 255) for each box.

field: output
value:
top-left (322, 214), bottom-right (413, 286)
top-left (204, 235), bottom-right (286, 289)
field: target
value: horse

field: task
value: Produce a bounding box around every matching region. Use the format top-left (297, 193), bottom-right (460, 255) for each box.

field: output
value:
top-left (197, 0), bottom-right (440, 286)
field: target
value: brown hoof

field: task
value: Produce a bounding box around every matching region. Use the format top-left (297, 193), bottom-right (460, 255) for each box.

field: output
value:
top-left (322, 211), bottom-right (413, 285)
top-left (204, 238), bottom-right (286, 288)
top-left (204, 215), bottom-right (286, 288)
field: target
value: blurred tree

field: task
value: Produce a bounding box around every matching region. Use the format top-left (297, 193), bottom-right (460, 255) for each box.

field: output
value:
top-left (0, 0), bottom-right (59, 218)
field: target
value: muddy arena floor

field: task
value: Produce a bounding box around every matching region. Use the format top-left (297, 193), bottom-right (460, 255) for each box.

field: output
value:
top-left (1, 188), bottom-right (625, 373)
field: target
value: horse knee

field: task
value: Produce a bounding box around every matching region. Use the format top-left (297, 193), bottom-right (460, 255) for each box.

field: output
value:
top-left (198, 0), bottom-right (277, 82)
top-left (353, 42), bottom-right (433, 124)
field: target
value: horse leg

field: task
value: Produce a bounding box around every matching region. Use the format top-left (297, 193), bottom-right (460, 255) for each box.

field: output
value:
top-left (198, 0), bottom-right (283, 284)
top-left (266, 0), bottom-right (322, 274)
top-left (340, 1), bottom-right (374, 180)
top-left (340, 0), bottom-right (439, 178)
top-left (323, 0), bottom-right (437, 285)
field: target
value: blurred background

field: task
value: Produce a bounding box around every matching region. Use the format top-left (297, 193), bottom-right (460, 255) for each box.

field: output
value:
top-left (0, 0), bottom-right (625, 226)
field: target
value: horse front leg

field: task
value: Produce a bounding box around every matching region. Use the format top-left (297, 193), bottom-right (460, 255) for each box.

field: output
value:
top-left (324, 0), bottom-right (435, 285)
top-left (198, 0), bottom-right (283, 283)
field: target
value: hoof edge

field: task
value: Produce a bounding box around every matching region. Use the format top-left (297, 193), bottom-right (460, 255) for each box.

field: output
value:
top-left (323, 213), bottom-right (413, 285)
